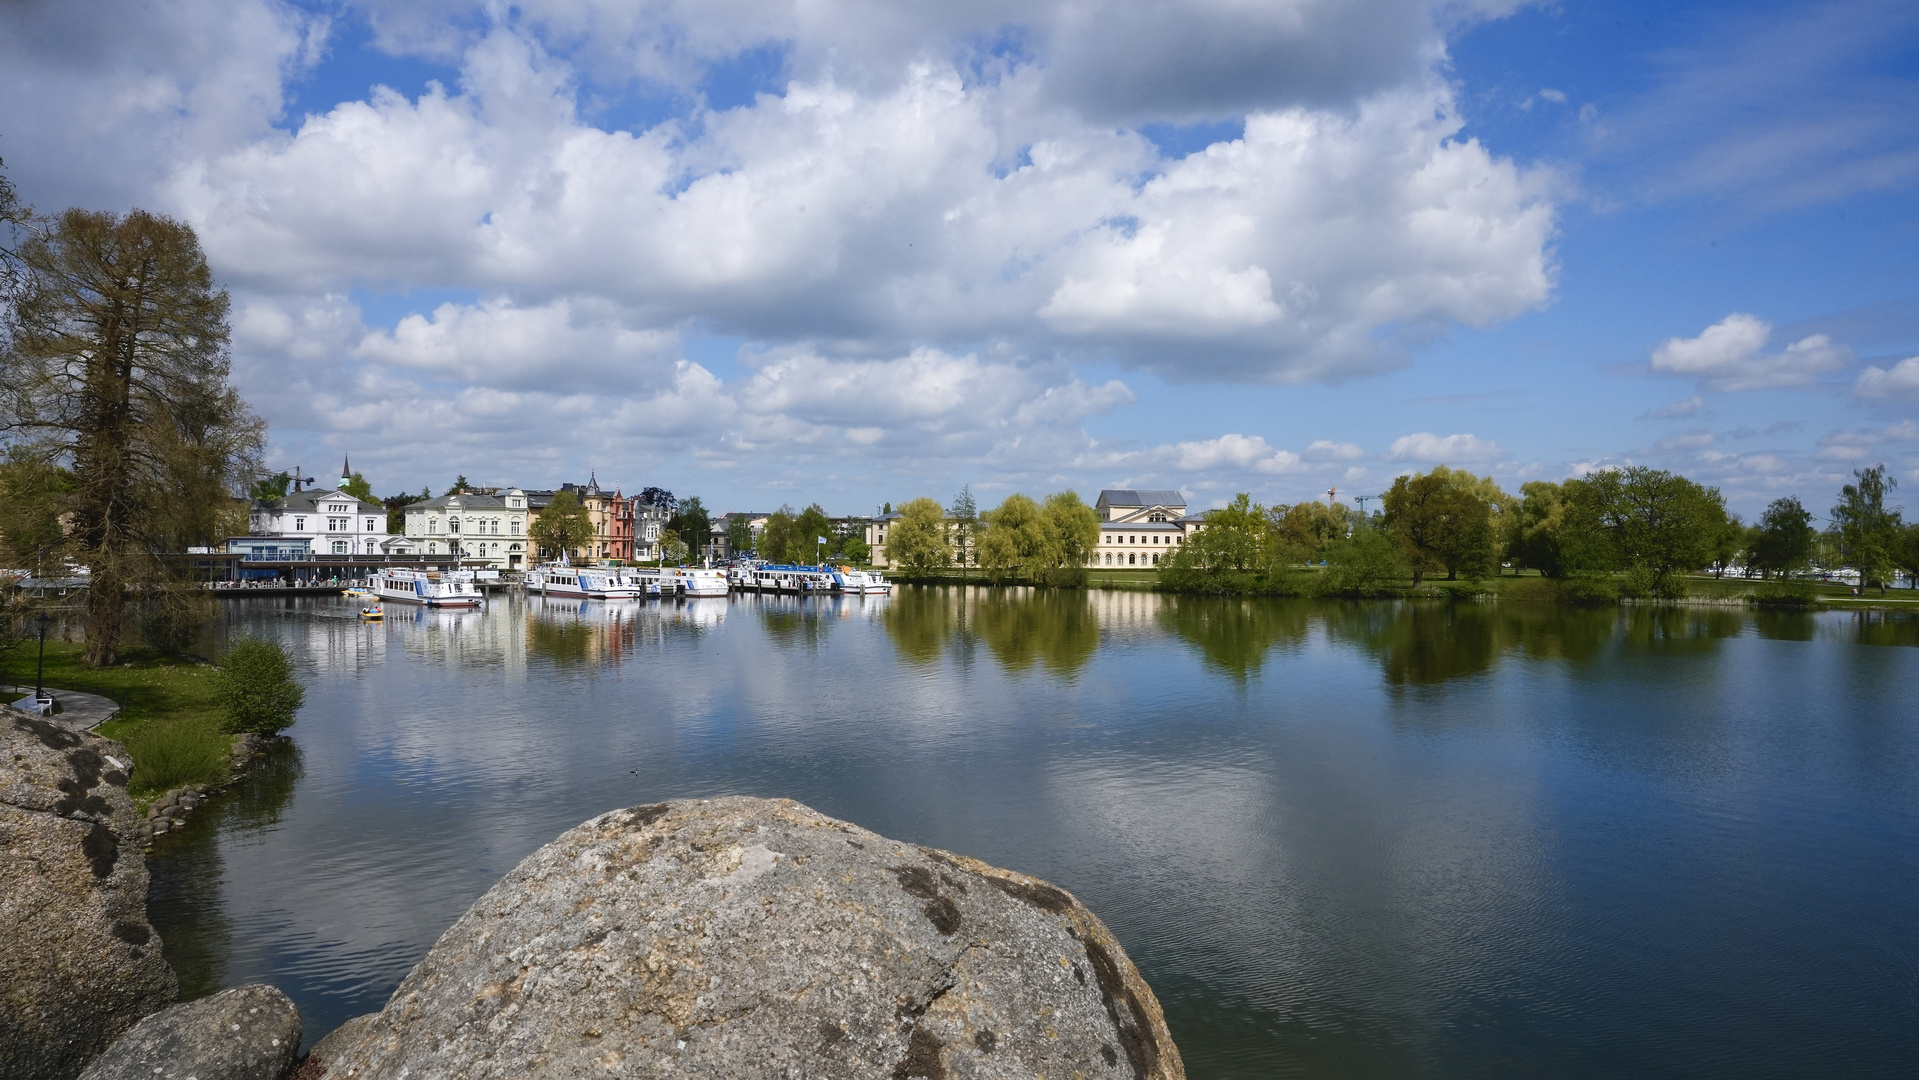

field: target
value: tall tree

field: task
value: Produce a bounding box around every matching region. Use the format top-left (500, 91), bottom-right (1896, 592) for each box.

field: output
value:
top-left (1042, 490), bottom-right (1101, 570)
top-left (1507, 480), bottom-right (1569, 577)
top-left (638, 486), bottom-right (676, 512)
top-left (976, 494), bottom-right (1053, 580)
top-left (2, 209), bottom-right (263, 665)
top-left (949, 485), bottom-right (979, 571)
top-left (1830, 464), bottom-right (1902, 589)
top-left (794, 503), bottom-right (833, 565)
top-left (1382, 466), bottom-right (1499, 583)
top-left (759, 507), bottom-right (797, 563)
top-left (726, 515), bottom-right (754, 558)
top-left (447, 474), bottom-right (469, 495)
top-left (1576, 466), bottom-right (1727, 593)
top-left (887, 497), bottom-right (954, 575)
top-left (529, 489), bottom-right (593, 561)
top-left (668, 495), bottom-right (711, 557)
top-left (1750, 496), bottom-right (1816, 578)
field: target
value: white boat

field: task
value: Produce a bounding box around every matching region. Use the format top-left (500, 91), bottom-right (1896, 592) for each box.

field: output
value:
top-left (744, 564), bottom-right (838, 594)
top-left (373, 568), bottom-right (483, 607)
top-left (829, 566), bottom-right (891, 594)
top-left (530, 566), bottom-right (645, 600)
top-left (670, 567), bottom-right (730, 597)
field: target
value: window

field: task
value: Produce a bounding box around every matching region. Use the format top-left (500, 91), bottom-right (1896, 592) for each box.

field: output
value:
top-left (429, 518), bottom-right (439, 534)
top-left (295, 516), bottom-right (305, 530)
top-left (332, 541), bottom-right (349, 554)
top-left (366, 518), bottom-right (375, 531)
top-left (1128, 553), bottom-right (1135, 565)
top-left (450, 517), bottom-right (461, 534)
top-left (511, 519), bottom-right (521, 535)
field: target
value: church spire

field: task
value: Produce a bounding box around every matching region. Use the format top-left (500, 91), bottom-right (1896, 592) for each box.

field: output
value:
top-left (339, 455), bottom-right (352, 490)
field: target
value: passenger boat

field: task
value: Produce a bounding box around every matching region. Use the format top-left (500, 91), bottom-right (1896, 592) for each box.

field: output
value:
top-left (743, 564), bottom-right (839, 594)
top-left (529, 566), bottom-right (645, 600)
top-left (372, 568), bottom-right (483, 607)
top-left (670, 567), bottom-right (730, 597)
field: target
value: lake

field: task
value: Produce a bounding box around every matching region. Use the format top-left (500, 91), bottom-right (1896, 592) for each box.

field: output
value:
top-left (146, 589), bottom-right (1919, 1078)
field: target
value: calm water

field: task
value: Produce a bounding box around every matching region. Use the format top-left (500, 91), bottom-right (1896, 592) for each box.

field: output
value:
top-left (147, 590), bottom-right (1919, 1078)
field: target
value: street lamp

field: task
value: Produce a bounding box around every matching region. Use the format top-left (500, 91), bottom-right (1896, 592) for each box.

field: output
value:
top-left (33, 612), bottom-right (52, 702)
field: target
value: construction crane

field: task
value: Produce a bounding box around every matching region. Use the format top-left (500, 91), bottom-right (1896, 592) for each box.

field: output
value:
top-left (1326, 486), bottom-right (1337, 507)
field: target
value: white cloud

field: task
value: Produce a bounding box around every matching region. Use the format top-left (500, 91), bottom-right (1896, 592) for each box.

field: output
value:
top-left (1386, 431), bottom-right (1504, 462)
top-left (1852, 356), bottom-right (1919, 398)
top-left (1816, 420), bottom-right (1919, 462)
top-left (1306, 439), bottom-right (1365, 460)
top-left (1650, 313), bottom-right (1852, 391)
top-left (353, 298), bottom-right (680, 392)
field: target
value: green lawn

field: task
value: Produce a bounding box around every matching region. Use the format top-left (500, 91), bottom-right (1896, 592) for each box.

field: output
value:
top-left (3, 641), bottom-right (234, 798)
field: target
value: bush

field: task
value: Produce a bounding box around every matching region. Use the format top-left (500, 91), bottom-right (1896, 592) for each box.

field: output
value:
top-left (1317, 529), bottom-right (1409, 598)
top-left (1752, 582), bottom-right (1819, 609)
top-left (1501, 577), bottom-right (1560, 603)
top-left (122, 715), bottom-right (229, 796)
top-left (1559, 574), bottom-right (1619, 604)
top-left (210, 638), bottom-right (305, 735)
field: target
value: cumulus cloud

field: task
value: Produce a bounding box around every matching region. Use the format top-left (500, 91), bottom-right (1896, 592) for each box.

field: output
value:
top-left (1852, 356), bottom-right (1919, 398)
top-left (1306, 439), bottom-right (1365, 460)
top-left (1816, 420), bottom-right (1919, 462)
top-left (1650, 313), bottom-right (1852, 391)
top-left (0, 0), bottom-right (1563, 498)
top-left (1386, 431), bottom-right (1504, 462)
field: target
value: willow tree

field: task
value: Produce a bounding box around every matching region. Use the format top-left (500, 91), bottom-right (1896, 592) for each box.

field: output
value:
top-left (2, 208), bottom-right (263, 666)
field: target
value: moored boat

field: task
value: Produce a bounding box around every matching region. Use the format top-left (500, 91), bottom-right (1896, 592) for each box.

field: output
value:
top-left (373, 568), bottom-right (483, 607)
top-left (530, 566), bottom-right (645, 600)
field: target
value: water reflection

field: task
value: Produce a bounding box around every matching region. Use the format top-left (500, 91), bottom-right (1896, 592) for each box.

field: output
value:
top-left (149, 590), bottom-right (1919, 1079)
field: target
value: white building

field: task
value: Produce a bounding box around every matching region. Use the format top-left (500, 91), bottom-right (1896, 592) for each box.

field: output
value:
top-left (246, 458), bottom-right (398, 557)
top-left (1090, 489), bottom-right (1203, 568)
top-left (404, 487), bottom-right (530, 570)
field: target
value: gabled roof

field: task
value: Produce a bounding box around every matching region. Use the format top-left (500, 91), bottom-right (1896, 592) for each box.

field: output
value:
top-left (404, 492), bottom-right (512, 511)
top-left (1095, 489), bottom-right (1186, 510)
top-left (254, 488), bottom-right (380, 514)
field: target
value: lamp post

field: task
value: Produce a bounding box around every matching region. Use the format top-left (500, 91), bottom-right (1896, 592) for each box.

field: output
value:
top-left (33, 612), bottom-right (52, 701)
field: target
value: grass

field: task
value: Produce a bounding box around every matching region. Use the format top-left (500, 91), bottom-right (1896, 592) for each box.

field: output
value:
top-left (3, 640), bottom-right (234, 798)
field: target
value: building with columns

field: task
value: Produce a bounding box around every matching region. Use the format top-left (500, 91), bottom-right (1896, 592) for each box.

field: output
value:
top-left (402, 487), bottom-right (530, 569)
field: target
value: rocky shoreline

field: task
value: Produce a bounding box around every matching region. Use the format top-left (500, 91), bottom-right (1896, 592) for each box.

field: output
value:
top-left (2, 709), bottom-right (1185, 1080)
top-left (137, 732), bottom-right (278, 843)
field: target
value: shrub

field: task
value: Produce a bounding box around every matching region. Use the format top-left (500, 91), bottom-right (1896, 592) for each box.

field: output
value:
top-left (1317, 529), bottom-right (1409, 598)
top-left (1501, 577), bottom-right (1560, 603)
top-left (122, 715), bottom-right (229, 796)
top-left (210, 638), bottom-right (305, 735)
top-left (1752, 582), bottom-right (1819, 609)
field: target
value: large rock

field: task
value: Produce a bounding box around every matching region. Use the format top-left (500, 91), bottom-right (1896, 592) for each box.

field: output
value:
top-left (78, 983), bottom-right (301, 1080)
top-left (328, 797), bottom-right (1184, 1079)
top-left (0, 706), bottom-right (178, 1080)
top-left (304, 1012), bottom-right (377, 1071)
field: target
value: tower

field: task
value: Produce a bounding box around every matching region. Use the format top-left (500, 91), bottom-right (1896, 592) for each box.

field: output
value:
top-left (340, 455), bottom-right (352, 490)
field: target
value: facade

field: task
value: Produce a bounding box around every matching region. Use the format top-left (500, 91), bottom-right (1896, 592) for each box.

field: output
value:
top-left (707, 512), bottom-right (774, 562)
top-left (632, 496), bottom-right (669, 562)
top-left (247, 460), bottom-right (395, 557)
top-left (575, 476), bottom-right (628, 563)
top-left (402, 488), bottom-right (530, 569)
top-left (1091, 489), bottom-right (1203, 568)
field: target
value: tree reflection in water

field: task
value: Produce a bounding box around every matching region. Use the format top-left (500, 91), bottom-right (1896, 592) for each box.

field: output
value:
top-left (1153, 595), bottom-right (1310, 681)
top-left (881, 585), bottom-right (1100, 676)
top-left (146, 741), bottom-right (303, 1001)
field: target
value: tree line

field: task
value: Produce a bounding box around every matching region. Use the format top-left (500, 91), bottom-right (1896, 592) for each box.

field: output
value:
top-left (1161, 462), bottom-right (1916, 600)
top-left (877, 487), bottom-right (1102, 583)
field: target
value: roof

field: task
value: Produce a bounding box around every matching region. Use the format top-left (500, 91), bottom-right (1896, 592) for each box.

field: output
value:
top-left (1100, 522), bottom-right (1183, 531)
top-left (254, 488), bottom-right (381, 514)
top-left (1095, 489), bottom-right (1187, 510)
top-left (403, 492), bottom-right (515, 511)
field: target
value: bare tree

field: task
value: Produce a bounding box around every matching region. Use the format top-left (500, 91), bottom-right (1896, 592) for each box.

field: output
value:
top-left (2, 208), bottom-right (263, 665)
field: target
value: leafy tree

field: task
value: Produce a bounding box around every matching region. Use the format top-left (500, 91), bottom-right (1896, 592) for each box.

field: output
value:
top-left (1, 208), bottom-right (264, 666)
top-left (1042, 490), bottom-right (1101, 572)
top-left (1709, 513), bottom-right (1746, 577)
top-left (759, 507), bottom-right (797, 563)
top-left (887, 497), bottom-right (954, 575)
top-left (250, 471), bottom-right (292, 501)
top-left (659, 533), bottom-right (689, 564)
top-left (1576, 466), bottom-right (1728, 596)
top-left (1750, 496), bottom-right (1816, 578)
top-left (1382, 466), bottom-right (1500, 583)
top-left (638, 486), bottom-right (676, 512)
top-left (667, 495), bottom-right (711, 557)
top-left (1830, 464), bottom-right (1902, 589)
top-left (726, 515), bottom-right (754, 558)
top-left (210, 637), bottom-right (305, 735)
top-left (340, 471), bottom-right (375, 503)
top-left (1269, 500), bottom-right (1346, 562)
top-left (529, 489), bottom-right (593, 560)
top-left (1894, 522), bottom-right (1919, 589)
top-left (1507, 481), bottom-right (1569, 577)
top-left (1158, 494), bottom-right (1275, 593)
top-left (949, 485), bottom-right (979, 571)
top-left (795, 503), bottom-right (834, 565)
top-left (0, 447), bottom-right (76, 575)
top-left (839, 534), bottom-right (871, 564)
top-left (1319, 527), bottom-right (1412, 596)
top-left (383, 492), bottom-right (415, 534)
top-left (447, 474), bottom-right (469, 495)
top-left (977, 494), bottom-right (1053, 580)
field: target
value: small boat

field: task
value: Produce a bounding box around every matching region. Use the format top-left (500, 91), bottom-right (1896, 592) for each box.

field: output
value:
top-left (344, 586), bottom-right (375, 598)
top-left (359, 606), bottom-right (383, 620)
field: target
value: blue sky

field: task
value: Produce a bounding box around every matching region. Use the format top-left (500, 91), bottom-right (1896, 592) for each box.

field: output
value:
top-left (2, 0), bottom-right (1915, 518)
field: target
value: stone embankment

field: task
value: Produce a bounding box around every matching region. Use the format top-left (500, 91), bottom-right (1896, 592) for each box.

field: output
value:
top-left (140, 733), bottom-right (274, 842)
top-left (1, 705), bottom-right (178, 1080)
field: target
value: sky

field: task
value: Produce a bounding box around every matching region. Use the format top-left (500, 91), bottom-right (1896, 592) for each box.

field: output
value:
top-left (2, 0), bottom-right (1916, 520)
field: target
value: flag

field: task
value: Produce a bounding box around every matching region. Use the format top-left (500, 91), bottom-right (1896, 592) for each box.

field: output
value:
top-left (818, 536), bottom-right (829, 544)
